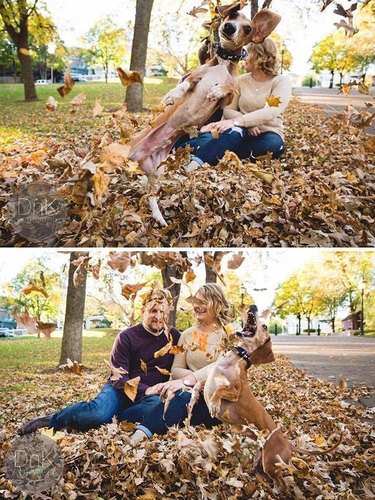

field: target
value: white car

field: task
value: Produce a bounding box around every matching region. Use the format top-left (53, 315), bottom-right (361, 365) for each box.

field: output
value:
top-left (35, 79), bottom-right (51, 85)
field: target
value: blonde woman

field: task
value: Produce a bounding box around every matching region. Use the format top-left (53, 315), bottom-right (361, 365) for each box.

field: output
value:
top-left (173, 38), bottom-right (292, 171)
top-left (121, 283), bottom-right (232, 444)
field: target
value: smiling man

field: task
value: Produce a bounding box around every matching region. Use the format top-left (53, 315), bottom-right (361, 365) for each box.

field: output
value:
top-left (20, 286), bottom-right (180, 435)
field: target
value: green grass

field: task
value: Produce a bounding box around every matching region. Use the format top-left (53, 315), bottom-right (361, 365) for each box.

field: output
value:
top-left (0, 77), bottom-right (178, 147)
top-left (0, 336), bottom-right (114, 375)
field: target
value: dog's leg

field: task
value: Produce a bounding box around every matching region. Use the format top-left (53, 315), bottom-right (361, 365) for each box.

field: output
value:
top-left (186, 379), bottom-right (205, 427)
top-left (208, 383), bottom-right (241, 417)
top-left (207, 80), bottom-right (236, 102)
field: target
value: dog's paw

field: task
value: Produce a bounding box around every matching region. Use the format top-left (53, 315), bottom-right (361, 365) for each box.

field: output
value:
top-left (207, 84), bottom-right (226, 101)
top-left (209, 401), bottom-right (221, 417)
top-left (162, 91), bottom-right (178, 106)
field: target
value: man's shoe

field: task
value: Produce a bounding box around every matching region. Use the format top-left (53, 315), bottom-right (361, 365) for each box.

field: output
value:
top-left (20, 414), bottom-right (53, 435)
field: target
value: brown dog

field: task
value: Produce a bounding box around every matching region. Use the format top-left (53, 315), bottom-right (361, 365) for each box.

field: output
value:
top-left (128, 3), bottom-right (281, 176)
top-left (187, 305), bottom-right (343, 489)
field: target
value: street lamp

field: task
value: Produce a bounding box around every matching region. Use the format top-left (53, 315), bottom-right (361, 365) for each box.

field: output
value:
top-left (360, 279), bottom-right (365, 336)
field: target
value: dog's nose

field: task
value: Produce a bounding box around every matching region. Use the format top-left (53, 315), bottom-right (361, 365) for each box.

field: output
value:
top-left (223, 22), bottom-right (237, 36)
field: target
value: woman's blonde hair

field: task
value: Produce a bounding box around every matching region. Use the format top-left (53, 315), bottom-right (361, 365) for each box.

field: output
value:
top-left (247, 38), bottom-right (279, 77)
top-left (195, 283), bottom-right (232, 326)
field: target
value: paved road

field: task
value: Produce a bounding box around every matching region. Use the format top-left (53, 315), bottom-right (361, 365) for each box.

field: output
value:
top-left (272, 335), bottom-right (375, 407)
top-left (292, 86), bottom-right (375, 135)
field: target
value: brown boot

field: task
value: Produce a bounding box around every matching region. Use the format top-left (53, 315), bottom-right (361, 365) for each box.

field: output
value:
top-left (20, 414), bottom-right (53, 435)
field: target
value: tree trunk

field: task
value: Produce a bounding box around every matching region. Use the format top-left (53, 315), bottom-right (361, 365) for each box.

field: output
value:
top-left (59, 252), bottom-right (88, 365)
top-left (330, 316), bottom-right (335, 333)
top-left (125, 0), bottom-right (154, 111)
top-left (307, 315), bottom-right (311, 335)
top-left (17, 28), bottom-right (37, 101)
top-left (161, 266), bottom-right (183, 326)
top-left (339, 72), bottom-right (343, 85)
top-left (297, 313), bottom-right (301, 335)
top-left (329, 70), bottom-right (334, 89)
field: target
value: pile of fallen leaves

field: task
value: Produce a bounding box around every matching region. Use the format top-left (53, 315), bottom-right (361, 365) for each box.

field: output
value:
top-left (0, 355), bottom-right (373, 499)
top-left (0, 96), bottom-right (374, 247)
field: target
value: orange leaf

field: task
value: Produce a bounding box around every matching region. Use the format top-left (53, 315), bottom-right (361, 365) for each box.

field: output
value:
top-left (266, 95), bottom-right (281, 107)
top-left (22, 283), bottom-right (48, 298)
top-left (170, 344), bottom-right (185, 355)
top-left (117, 68), bottom-right (143, 87)
top-left (108, 252), bottom-right (131, 273)
top-left (124, 376), bottom-right (140, 402)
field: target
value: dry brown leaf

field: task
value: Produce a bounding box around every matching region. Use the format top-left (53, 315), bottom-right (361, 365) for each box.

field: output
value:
top-left (57, 72), bottom-right (75, 97)
top-left (70, 92), bottom-right (87, 113)
top-left (227, 253), bottom-right (245, 270)
top-left (124, 376), bottom-right (140, 402)
top-left (59, 358), bottom-right (86, 376)
top-left (140, 359), bottom-right (148, 374)
top-left (155, 366), bottom-right (171, 376)
top-left (101, 142), bottom-right (130, 167)
top-left (93, 97), bottom-right (104, 117)
top-left (117, 68), bottom-right (143, 87)
top-left (45, 96), bottom-right (58, 112)
top-left (108, 252), bottom-right (131, 273)
top-left (154, 341), bottom-right (172, 358)
top-left (121, 283), bottom-right (147, 299)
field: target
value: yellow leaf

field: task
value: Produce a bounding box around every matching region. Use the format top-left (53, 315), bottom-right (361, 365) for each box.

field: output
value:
top-left (154, 341), bottom-right (172, 358)
top-left (140, 359), bottom-right (148, 374)
top-left (314, 436), bottom-right (327, 446)
top-left (270, 196), bottom-right (282, 206)
top-left (92, 169), bottom-right (110, 201)
top-left (266, 95), bottom-right (282, 107)
top-left (124, 376), bottom-right (140, 402)
top-left (155, 366), bottom-right (171, 376)
top-left (346, 173), bottom-right (357, 183)
top-left (211, 128), bottom-right (220, 139)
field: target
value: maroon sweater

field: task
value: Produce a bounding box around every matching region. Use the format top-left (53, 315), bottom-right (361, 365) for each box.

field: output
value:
top-left (109, 323), bottom-right (180, 401)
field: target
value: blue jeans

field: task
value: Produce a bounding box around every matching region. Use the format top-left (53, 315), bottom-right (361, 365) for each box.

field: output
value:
top-left (50, 383), bottom-right (161, 432)
top-left (174, 127), bottom-right (284, 166)
top-left (119, 389), bottom-right (221, 436)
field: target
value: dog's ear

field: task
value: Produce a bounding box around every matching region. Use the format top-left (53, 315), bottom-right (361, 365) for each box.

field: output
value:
top-left (250, 337), bottom-right (275, 365)
top-left (216, 2), bottom-right (241, 19)
top-left (250, 9), bottom-right (281, 43)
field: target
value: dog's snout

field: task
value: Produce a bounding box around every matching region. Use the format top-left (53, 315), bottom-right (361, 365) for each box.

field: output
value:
top-left (223, 22), bottom-right (237, 36)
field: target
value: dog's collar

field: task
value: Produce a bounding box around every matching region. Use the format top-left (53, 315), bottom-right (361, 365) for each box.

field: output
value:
top-left (232, 345), bottom-right (252, 368)
top-left (213, 42), bottom-right (248, 62)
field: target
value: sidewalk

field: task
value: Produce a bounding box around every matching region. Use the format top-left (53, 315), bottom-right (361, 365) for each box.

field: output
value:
top-left (292, 86), bottom-right (375, 136)
top-left (272, 335), bottom-right (375, 408)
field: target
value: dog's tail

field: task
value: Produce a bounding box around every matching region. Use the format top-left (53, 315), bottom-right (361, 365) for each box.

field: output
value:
top-left (291, 430), bottom-right (344, 456)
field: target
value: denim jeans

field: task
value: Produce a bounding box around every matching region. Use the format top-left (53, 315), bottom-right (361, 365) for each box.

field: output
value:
top-left (50, 383), bottom-right (161, 432)
top-left (174, 127), bottom-right (284, 166)
top-left (120, 389), bottom-right (221, 436)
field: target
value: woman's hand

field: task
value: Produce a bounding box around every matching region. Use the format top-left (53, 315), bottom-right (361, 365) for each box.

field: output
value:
top-left (145, 383), bottom-right (164, 396)
top-left (159, 379), bottom-right (185, 397)
top-left (200, 121), bottom-right (219, 133)
top-left (248, 126), bottom-right (261, 136)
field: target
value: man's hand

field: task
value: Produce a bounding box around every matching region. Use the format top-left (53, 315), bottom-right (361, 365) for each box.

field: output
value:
top-left (145, 383), bottom-right (164, 396)
top-left (248, 126), bottom-right (261, 136)
top-left (160, 379), bottom-right (185, 397)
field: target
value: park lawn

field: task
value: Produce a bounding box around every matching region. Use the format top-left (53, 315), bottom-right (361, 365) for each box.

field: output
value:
top-left (0, 78), bottom-right (178, 147)
top-left (0, 79), bottom-right (374, 247)
top-left (0, 336), bottom-right (373, 499)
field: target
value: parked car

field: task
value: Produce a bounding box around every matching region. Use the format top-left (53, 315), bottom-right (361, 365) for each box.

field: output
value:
top-left (71, 74), bottom-right (87, 82)
top-left (0, 329), bottom-right (15, 337)
top-left (35, 79), bottom-right (51, 85)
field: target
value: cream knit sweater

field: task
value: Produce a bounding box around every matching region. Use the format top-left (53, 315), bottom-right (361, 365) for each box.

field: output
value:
top-left (223, 73), bottom-right (292, 140)
top-left (171, 326), bottom-right (226, 382)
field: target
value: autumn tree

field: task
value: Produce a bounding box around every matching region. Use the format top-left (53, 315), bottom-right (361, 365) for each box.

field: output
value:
top-left (0, 0), bottom-right (42, 100)
top-left (126, 0), bottom-right (154, 111)
top-left (6, 259), bottom-right (61, 322)
top-left (59, 252), bottom-right (88, 365)
top-left (274, 274), bottom-right (306, 334)
top-left (85, 17), bottom-right (126, 83)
